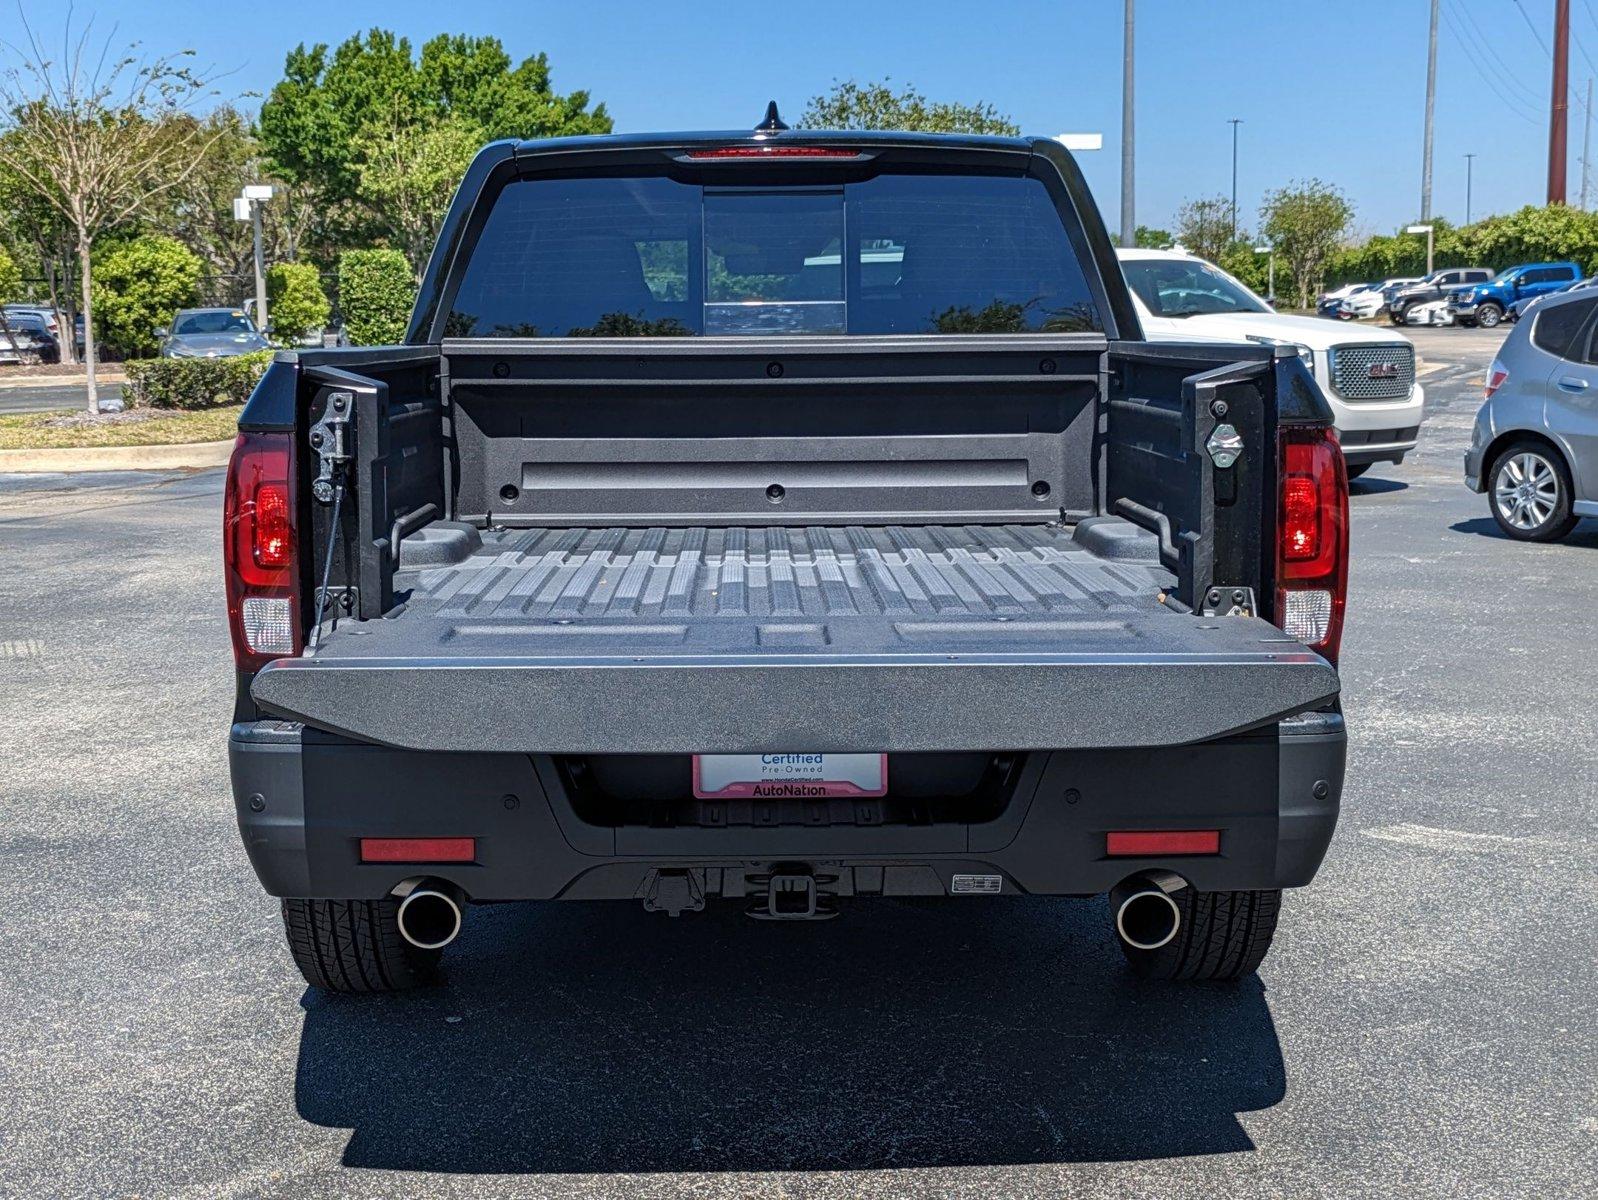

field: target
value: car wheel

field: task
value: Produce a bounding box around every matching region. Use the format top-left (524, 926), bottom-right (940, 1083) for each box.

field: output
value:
top-left (1489, 441), bottom-right (1580, 542)
top-left (1345, 463), bottom-right (1371, 480)
top-left (1113, 886), bottom-right (1282, 981)
top-left (1476, 302), bottom-right (1504, 328)
top-left (280, 897), bottom-right (443, 992)
top-left (1388, 305), bottom-right (1410, 325)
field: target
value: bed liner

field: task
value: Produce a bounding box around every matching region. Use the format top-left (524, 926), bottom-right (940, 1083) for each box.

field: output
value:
top-left (251, 520), bottom-right (1339, 754)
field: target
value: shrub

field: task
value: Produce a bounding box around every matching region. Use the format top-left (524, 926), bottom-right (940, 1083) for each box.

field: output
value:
top-left (122, 350), bottom-right (274, 410)
top-left (0, 244), bottom-right (21, 305)
top-left (266, 262), bottom-right (331, 345)
top-left (91, 236), bottom-right (203, 357)
top-left (337, 249), bottom-right (414, 345)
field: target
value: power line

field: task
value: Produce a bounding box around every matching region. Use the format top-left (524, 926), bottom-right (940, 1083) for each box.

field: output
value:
top-left (1453, 0), bottom-right (1543, 103)
top-left (1514, 0), bottom-right (1551, 53)
top-left (1442, 3), bottom-right (1543, 122)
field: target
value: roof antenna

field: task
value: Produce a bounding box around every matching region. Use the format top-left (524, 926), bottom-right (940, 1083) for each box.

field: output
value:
top-left (755, 101), bottom-right (789, 132)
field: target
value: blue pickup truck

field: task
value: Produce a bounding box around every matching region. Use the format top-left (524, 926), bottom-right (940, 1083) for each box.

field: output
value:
top-left (1449, 262), bottom-right (1583, 328)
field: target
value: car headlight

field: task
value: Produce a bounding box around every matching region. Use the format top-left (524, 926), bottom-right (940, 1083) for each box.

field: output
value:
top-left (1246, 335), bottom-right (1314, 370)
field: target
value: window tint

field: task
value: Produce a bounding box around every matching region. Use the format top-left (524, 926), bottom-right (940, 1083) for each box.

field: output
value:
top-left (1532, 297), bottom-right (1597, 359)
top-left (445, 170), bottom-right (1102, 337)
top-left (1120, 258), bottom-right (1269, 318)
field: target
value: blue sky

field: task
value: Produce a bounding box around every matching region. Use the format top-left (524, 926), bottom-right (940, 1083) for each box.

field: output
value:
top-left (54, 0), bottom-right (1596, 235)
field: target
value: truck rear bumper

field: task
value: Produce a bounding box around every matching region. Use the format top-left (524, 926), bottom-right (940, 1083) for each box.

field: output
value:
top-left (230, 711), bottom-right (1346, 902)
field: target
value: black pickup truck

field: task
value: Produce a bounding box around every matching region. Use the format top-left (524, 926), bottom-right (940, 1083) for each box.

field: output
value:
top-left (226, 113), bottom-right (1349, 993)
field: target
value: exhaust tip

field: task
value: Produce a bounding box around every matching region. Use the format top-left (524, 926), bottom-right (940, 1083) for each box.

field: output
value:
top-left (395, 883), bottom-right (463, 950)
top-left (1111, 871), bottom-right (1188, 951)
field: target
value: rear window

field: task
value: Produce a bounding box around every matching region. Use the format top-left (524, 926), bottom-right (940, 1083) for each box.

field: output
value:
top-left (1531, 297), bottom-right (1598, 359)
top-left (445, 170), bottom-right (1101, 337)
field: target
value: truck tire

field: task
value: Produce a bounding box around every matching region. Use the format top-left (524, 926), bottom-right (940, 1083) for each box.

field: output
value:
top-left (1388, 304), bottom-right (1410, 325)
top-left (280, 897), bottom-right (442, 993)
top-left (1115, 887), bottom-right (1281, 981)
top-left (1475, 301), bottom-right (1504, 328)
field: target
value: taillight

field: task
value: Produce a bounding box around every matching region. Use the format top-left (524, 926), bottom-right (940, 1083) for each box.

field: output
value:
top-left (1485, 359), bottom-right (1509, 398)
top-left (224, 432), bottom-right (301, 671)
top-left (1276, 426), bottom-right (1348, 663)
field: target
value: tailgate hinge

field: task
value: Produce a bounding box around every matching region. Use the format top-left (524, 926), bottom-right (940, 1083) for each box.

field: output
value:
top-left (308, 390), bottom-right (353, 503)
top-left (1201, 585), bottom-right (1257, 618)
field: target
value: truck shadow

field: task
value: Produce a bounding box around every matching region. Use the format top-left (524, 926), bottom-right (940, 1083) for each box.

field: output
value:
top-left (294, 897), bottom-right (1285, 1174)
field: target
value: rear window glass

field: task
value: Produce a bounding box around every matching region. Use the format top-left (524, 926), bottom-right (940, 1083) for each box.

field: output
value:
top-left (1533, 297), bottom-right (1597, 359)
top-left (445, 170), bottom-right (1101, 337)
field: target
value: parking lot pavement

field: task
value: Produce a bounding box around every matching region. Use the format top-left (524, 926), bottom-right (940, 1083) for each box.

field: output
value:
top-left (1, 324), bottom-right (1593, 1198)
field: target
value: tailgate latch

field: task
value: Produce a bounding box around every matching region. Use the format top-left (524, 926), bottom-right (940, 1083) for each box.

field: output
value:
top-left (308, 390), bottom-right (353, 503)
top-left (1202, 585), bottom-right (1257, 618)
top-left (1205, 423), bottom-right (1244, 469)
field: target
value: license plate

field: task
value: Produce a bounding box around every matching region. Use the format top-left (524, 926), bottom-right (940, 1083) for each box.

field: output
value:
top-left (692, 753), bottom-right (888, 799)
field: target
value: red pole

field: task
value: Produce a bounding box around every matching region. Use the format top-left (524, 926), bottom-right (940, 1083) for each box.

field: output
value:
top-left (1552, 0), bottom-right (1571, 204)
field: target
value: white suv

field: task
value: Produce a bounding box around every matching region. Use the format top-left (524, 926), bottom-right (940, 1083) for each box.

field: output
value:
top-left (1117, 248), bottom-right (1426, 476)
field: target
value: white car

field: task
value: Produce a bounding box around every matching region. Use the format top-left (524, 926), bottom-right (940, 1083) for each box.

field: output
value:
top-left (1118, 248), bottom-right (1426, 477)
top-left (1339, 278), bottom-right (1422, 320)
top-left (1405, 299), bottom-right (1455, 326)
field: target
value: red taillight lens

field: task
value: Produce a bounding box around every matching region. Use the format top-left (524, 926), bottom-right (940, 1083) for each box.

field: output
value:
top-left (1276, 427), bottom-right (1349, 663)
top-left (224, 432), bottom-right (301, 672)
top-left (1485, 359), bottom-right (1509, 399)
top-left (685, 146), bottom-right (861, 159)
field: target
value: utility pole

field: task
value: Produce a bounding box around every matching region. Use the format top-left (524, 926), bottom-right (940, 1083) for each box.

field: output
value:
top-left (1465, 153), bottom-right (1476, 223)
top-left (1228, 118), bottom-right (1243, 242)
top-left (1120, 0), bottom-right (1135, 247)
top-left (1551, 0), bottom-right (1571, 204)
top-left (234, 185), bottom-right (275, 330)
top-left (1422, 0), bottom-right (1439, 219)
top-left (1583, 79), bottom-right (1594, 208)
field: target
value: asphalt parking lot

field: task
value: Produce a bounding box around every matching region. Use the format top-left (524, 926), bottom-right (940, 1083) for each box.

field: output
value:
top-left (1, 324), bottom-right (1594, 1198)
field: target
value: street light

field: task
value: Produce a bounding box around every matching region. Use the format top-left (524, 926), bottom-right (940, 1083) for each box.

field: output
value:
top-left (234, 185), bottom-right (275, 331)
top-left (1253, 243), bottom-right (1275, 305)
top-left (1406, 223), bottom-right (1435, 275)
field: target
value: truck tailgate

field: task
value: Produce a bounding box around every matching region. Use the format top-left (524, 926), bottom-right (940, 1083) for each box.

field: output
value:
top-left (252, 524), bottom-right (1338, 752)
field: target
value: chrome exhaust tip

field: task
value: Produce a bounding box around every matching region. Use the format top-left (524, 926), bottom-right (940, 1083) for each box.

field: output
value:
top-left (394, 879), bottom-right (464, 950)
top-left (1111, 871), bottom-right (1187, 952)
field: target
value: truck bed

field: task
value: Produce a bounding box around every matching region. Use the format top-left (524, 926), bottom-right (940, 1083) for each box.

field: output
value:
top-left (251, 521), bottom-right (1339, 754)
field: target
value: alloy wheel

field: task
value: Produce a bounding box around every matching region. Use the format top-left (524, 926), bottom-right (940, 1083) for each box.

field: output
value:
top-left (1494, 451), bottom-right (1561, 531)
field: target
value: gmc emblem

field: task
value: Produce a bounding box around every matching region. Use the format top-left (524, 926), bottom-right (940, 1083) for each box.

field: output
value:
top-left (1367, 361), bottom-right (1400, 380)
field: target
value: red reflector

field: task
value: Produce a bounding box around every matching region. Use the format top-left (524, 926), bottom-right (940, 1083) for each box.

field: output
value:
top-left (686, 146), bottom-right (860, 159)
top-left (359, 837), bottom-right (476, 864)
top-left (253, 482), bottom-right (292, 567)
top-left (1281, 474), bottom-right (1320, 560)
top-left (1106, 830), bottom-right (1221, 856)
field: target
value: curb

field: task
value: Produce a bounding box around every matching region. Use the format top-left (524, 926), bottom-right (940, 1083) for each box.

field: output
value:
top-left (0, 439), bottom-right (232, 474)
top-left (0, 373), bottom-right (126, 390)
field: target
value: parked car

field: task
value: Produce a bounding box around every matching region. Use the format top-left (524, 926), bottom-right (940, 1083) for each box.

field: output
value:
top-left (1340, 278), bottom-right (1422, 321)
top-left (1317, 282), bottom-right (1372, 318)
top-left (1120, 247), bottom-right (1425, 476)
top-left (1449, 262), bottom-right (1582, 328)
top-left (241, 297), bottom-right (341, 348)
top-left (0, 312), bottom-right (60, 364)
top-left (1386, 267), bottom-right (1493, 326)
top-left (1466, 288), bottom-right (1598, 540)
top-left (158, 308), bottom-right (272, 358)
top-left (1404, 299), bottom-right (1455, 326)
top-left (228, 125), bottom-right (1352, 994)
top-left (1508, 274), bottom-right (1598, 321)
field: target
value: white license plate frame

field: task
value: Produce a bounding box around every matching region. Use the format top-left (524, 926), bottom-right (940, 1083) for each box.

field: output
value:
top-left (692, 753), bottom-right (888, 799)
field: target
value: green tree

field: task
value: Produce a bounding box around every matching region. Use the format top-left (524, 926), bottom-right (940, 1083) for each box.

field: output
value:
top-left (1175, 196), bottom-right (1240, 263)
top-left (91, 236), bottom-right (203, 356)
top-left (260, 31), bottom-right (610, 257)
top-left (338, 248), bottom-right (414, 345)
top-left (1134, 225), bottom-right (1173, 249)
top-left (1260, 180), bottom-right (1353, 309)
top-left (354, 109), bottom-right (481, 276)
top-left (0, 242), bottom-right (20, 302)
top-left (266, 262), bottom-right (331, 344)
top-left (802, 79), bottom-right (1019, 134)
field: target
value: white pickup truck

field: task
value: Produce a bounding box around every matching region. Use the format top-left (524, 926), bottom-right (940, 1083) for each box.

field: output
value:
top-left (1118, 248), bottom-right (1425, 477)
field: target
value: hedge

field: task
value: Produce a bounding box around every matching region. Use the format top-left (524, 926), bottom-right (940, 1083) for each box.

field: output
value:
top-left (337, 248), bottom-right (415, 345)
top-left (121, 351), bottom-right (275, 411)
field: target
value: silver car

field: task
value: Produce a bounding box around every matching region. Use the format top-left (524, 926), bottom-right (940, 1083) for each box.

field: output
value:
top-left (158, 307), bottom-right (271, 358)
top-left (1465, 289), bottom-right (1598, 541)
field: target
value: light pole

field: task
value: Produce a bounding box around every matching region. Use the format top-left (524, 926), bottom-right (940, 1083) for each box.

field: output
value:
top-left (1464, 154), bottom-right (1476, 223)
top-left (1120, 0), bottom-right (1136, 247)
top-left (1407, 223), bottom-right (1435, 275)
top-left (1228, 118), bottom-right (1243, 242)
top-left (233, 184), bottom-right (275, 331)
top-left (1254, 243), bottom-right (1275, 305)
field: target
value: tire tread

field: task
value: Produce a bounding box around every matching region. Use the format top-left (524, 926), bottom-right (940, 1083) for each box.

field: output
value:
top-left (280, 898), bottom-right (441, 993)
top-left (1118, 887), bottom-right (1281, 982)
